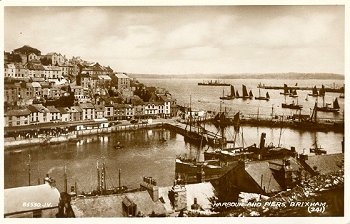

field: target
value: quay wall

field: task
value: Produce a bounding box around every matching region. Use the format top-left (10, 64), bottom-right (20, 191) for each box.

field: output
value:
top-left (4, 123), bottom-right (163, 150)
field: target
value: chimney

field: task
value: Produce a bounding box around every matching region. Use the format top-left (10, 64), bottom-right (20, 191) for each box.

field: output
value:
top-left (191, 197), bottom-right (200, 210)
top-left (299, 154), bottom-right (308, 161)
top-left (140, 177), bottom-right (159, 202)
top-left (169, 185), bottom-right (187, 211)
top-left (259, 133), bottom-right (266, 150)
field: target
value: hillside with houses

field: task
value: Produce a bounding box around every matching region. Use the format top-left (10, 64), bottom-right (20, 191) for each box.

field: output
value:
top-left (4, 45), bottom-right (177, 128)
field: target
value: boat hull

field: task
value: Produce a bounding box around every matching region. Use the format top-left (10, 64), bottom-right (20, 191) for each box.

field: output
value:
top-left (316, 107), bottom-right (340, 113)
top-left (282, 103), bottom-right (303, 109)
top-left (255, 97), bottom-right (269, 101)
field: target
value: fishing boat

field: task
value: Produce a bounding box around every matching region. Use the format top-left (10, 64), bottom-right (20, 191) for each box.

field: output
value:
top-left (205, 129), bottom-right (295, 162)
top-left (255, 88), bottom-right (270, 101)
top-left (220, 85), bottom-right (235, 100)
top-left (184, 95), bottom-right (209, 145)
top-left (82, 161), bottom-right (128, 196)
top-left (281, 96), bottom-right (303, 109)
top-left (309, 136), bottom-right (327, 155)
top-left (316, 98), bottom-right (340, 113)
top-left (198, 80), bottom-right (231, 86)
top-left (280, 84), bottom-right (290, 95)
top-left (308, 86), bottom-right (319, 97)
top-left (236, 85), bottom-right (253, 99)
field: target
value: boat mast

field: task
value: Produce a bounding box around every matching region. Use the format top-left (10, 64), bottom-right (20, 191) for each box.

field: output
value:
top-left (278, 116), bottom-right (283, 147)
top-left (119, 168), bottom-right (121, 189)
top-left (64, 165), bottom-right (67, 193)
top-left (189, 95), bottom-right (192, 132)
top-left (27, 154), bottom-right (31, 186)
top-left (241, 127), bottom-right (244, 149)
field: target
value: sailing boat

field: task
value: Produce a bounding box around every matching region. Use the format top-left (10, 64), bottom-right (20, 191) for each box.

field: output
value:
top-left (317, 98), bottom-right (340, 113)
top-left (175, 130), bottom-right (232, 183)
top-left (310, 135), bottom-right (327, 155)
top-left (308, 86), bottom-right (319, 97)
top-left (280, 84), bottom-right (290, 95)
top-left (255, 88), bottom-right (270, 101)
top-left (236, 85), bottom-right (253, 99)
top-left (235, 90), bottom-right (240, 98)
top-left (305, 94), bottom-right (309, 101)
top-left (184, 96), bottom-right (207, 144)
top-left (220, 85), bottom-right (236, 100)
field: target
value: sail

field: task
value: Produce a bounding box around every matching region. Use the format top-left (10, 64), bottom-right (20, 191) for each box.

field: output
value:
top-left (242, 85), bottom-right (248, 97)
top-left (233, 112), bottom-right (240, 131)
top-left (236, 90), bottom-right (240, 97)
top-left (319, 85), bottom-right (325, 97)
top-left (231, 85), bottom-right (235, 97)
top-left (312, 86), bottom-right (318, 95)
top-left (283, 84), bottom-right (288, 94)
top-left (249, 90), bottom-right (253, 97)
top-left (333, 98), bottom-right (340, 109)
top-left (292, 89), bottom-right (297, 96)
top-left (266, 92), bottom-right (270, 99)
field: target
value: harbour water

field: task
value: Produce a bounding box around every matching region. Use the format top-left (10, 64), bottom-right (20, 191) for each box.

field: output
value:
top-left (140, 78), bottom-right (344, 120)
top-left (4, 78), bottom-right (344, 192)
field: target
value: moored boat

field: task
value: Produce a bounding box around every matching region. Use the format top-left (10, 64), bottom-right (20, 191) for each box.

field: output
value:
top-left (198, 80), bottom-right (230, 86)
top-left (220, 85), bottom-right (235, 100)
top-left (316, 98), bottom-right (340, 113)
top-left (255, 89), bottom-right (270, 101)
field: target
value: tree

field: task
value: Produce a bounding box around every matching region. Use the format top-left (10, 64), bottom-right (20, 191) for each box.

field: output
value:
top-left (40, 57), bottom-right (52, 66)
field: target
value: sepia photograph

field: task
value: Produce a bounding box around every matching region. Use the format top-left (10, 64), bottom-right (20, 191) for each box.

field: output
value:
top-left (1, 1), bottom-right (348, 223)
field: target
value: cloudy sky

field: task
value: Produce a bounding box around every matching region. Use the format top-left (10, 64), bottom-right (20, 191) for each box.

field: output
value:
top-left (4, 5), bottom-right (345, 74)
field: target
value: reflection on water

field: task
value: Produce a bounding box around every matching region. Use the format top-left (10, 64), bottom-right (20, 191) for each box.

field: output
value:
top-left (4, 126), bottom-right (343, 192)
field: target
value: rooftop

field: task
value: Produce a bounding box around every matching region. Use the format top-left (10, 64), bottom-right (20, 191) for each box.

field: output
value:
top-left (114, 73), bottom-right (130, 79)
top-left (245, 161), bottom-right (283, 193)
top-left (71, 190), bottom-right (166, 217)
top-left (6, 108), bottom-right (31, 116)
top-left (4, 183), bottom-right (60, 215)
top-left (303, 153), bottom-right (344, 175)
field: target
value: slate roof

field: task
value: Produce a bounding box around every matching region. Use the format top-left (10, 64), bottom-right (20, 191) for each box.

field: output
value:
top-left (27, 104), bottom-right (49, 113)
top-left (71, 106), bottom-right (83, 113)
top-left (43, 65), bottom-right (61, 71)
top-left (95, 105), bottom-right (105, 112)
top-left (245, 161), bottom-right (283, 193)
top-left (303, 153), bottom-right (344, 175)
top-left (6, 108), bottom-right (31, 116)
top-left (71, 190), bottom-right (166, 217)
top-left (4, 183), bottom-right (60, 215)
top-left (114, 73), bottom-right (129, 79)
top-left (98, 75), bottom-right (112, 80)
top-left (57, 107), bottom-right (70, 114)
top-left (46, 106), bottom-right (60, 113)
top-left (79, 103), bottom-right (95, 109)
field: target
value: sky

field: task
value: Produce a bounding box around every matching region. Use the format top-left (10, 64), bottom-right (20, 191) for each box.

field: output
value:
top-left (4, 5), bottom-right (345, 75)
